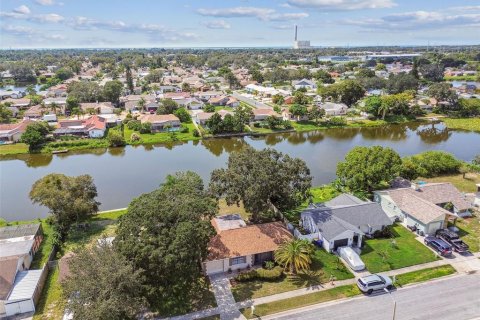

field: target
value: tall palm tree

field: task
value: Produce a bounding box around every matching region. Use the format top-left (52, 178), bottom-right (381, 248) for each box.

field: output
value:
top-left (275, 239), bottom-right (314, 274)
top-left (137, 97), bottom-right (146, 113)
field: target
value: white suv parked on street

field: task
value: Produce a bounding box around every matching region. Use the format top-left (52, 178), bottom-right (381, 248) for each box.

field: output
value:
top-left (357, 274), bottom-right (393, 294)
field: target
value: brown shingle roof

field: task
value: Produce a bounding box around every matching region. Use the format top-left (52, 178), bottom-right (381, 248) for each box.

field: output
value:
top-left (0, 256), bottom-right (20, 299)
top-left (207, 222), bottom-right (292, 261)
top-left (139, 114), bottom-right (179, 124)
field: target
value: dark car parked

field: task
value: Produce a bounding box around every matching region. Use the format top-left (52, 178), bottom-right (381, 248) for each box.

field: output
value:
top-left (436, 229), bottom-right (469, 253)
top-left (424, 236), bottom-right (453, 256)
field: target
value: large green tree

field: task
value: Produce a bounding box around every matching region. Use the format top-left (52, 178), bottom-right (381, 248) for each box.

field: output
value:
top-left (103, 80), bottom-right (123, 104)
top-left (62, 243), bottom-right (147, 320)
top-left (115, 172), bottom-right (217, 313)
top-left (210, 147), bottom-right (312, 221)
top-left (386, 73), bottom-right (418, 94)
top-left (0, 104), bottom-right (13, 123)
top-left (336, 146), bottom-right (402, 194)
top-left (21, 121), bottom-right (51, 150)
top-left (30, 174), bottom-right (100, 240)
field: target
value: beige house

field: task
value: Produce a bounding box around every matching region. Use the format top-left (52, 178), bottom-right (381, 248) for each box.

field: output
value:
top-left (252, 109), bottom-right (282, 121)
top-left (139, 114), bottom-right (181, 132)
top-left (204, 217), bottom-right (292, 275)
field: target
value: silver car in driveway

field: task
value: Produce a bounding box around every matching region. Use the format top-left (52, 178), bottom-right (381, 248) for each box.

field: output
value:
top-left (357, 274), bottom-right (393, 294)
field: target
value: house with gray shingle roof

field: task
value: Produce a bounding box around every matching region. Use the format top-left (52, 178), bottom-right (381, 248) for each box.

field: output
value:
top-left (300, 194), bottom-right (393, 252)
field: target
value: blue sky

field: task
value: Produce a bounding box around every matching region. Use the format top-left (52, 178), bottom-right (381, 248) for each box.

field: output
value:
top-left (1, 0), bottom-right (479, 48)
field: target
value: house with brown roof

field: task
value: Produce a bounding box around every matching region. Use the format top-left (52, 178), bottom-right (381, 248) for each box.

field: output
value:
top-left (139, 114), bottom-right (181, 132)
top-left (54, 115), bottom-right (106, 138)
top-left (0, 119), bottom-right (35, 142)
top-left (251, 109), bottom-right (282, 122)
top-left (204, 217), bottom-right (292, 275)
top-left (195, 110), bottom-right (233, 126)
top-left (373, 182), bottom-right (469, 235)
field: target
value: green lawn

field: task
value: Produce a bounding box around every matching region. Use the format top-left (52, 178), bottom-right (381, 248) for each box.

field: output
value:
top-left (360, 224), bottom-right (439, 273)
top-left (214, 106), bottom-right (234, 112)
top-left (218, 199), bottom-right (251, 220)
top-left (443, 118), bottom-right (480, 132)
top-left (231, 249), bottom-right (353, 302)
top-left (422, 173), bottom-right (480, 193)
top-left (89, 208), bottom-right (127, 221)
top-left (394, 265), bottom-right (456, 287)
top-left (124, 123), bottom-right (200, 144)
top-left (241, 285), bottom-right (361, 318)
top-left (41, 139), bottom-right (109, 153)
top-left (444, 75), bottom-right (477, 81)
top-left (0, 143), bottom-right (29, 155)
top-left (283, 185), bottom-right (339, 223)
top-left (454, 213), bottom-right (480, 252)
top-left (33, 267), bottom-right (65, 320)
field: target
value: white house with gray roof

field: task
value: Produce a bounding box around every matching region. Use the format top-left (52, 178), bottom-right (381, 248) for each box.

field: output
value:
top-left (300, 194), bottom-right (393, 252)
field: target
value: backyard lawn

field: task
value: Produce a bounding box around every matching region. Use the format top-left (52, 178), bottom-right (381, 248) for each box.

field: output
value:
top-left (0, 142), bottom-right (29, 155)
top-left (360, 224), bottom-right (439, 273)
top-left (124, 123), bottom-right (200, 144)
top-left (454, 213), bottom-right (480, 252)
top-left (218, 199), bottom-right (251, 220)
top-left (283, 185), bottom-right (339, 223)
top-left (231, 249), bottom-right (353, 302)
top-left (422, 173), bottom-right (480, 193)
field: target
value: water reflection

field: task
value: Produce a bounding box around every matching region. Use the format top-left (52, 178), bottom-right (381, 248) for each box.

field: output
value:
top-left (416, 123), bottom-right (451, 144)
top-left (201, 138), bottom-right (246, 157)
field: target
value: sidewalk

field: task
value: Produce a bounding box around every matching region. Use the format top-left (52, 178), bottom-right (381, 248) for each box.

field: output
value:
top-left (171, 252), bottom-right (480, 319)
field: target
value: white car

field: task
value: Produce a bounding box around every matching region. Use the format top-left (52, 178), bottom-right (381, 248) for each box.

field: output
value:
top-left (338, 246), bottom-right (365, 271)
top-left (357, 274), bottom-right (393, 294)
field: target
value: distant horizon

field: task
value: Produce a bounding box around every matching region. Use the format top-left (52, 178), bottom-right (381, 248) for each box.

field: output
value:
top-left (1, 44), bottom-right (479, 51)
top-left (1, 0), bottom-right (479, 49)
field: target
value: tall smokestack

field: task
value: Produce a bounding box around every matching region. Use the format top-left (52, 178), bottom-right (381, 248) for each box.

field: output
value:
top-left (294, 25), bottom-right (298, 41)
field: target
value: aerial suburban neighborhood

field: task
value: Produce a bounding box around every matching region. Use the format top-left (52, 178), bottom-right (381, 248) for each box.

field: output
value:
top-left (1, 1), bottom-right (480, 320)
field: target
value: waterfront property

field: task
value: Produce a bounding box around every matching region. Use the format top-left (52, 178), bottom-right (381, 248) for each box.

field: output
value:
top-left (138, 114), bottom-right (181, 132)
top-left (54, 115), bottom-right (107, 138)
top-left (204, 218), bottom-right (292, 275)
top-left (300, 194), bottom-right (393, 252)
top-left (375, 182), bottom-right (473, 235)
top-left (0, 119), bottom-right (35, 142)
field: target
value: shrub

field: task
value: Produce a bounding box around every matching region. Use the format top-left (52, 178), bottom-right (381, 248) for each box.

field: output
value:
top-left (139, 122), bottom-right (152, 134)
top-left (130, 133), bottom-right (141, 142)
top-left (253, 122), bottom-right (261, 128)
top-left (127, 120), bottom-right (142, 131)
top-left (403, 151), bottom-right (462, 178)
top-left (107, 129), bottom-right (126, 147)
top-left (193, 129), bottom-right (200, 137)
top-left (179, 125), bottom-right (189, 133)
top-left (264, 260), bottom-right (275, 270)
top-left (234, 266), bottom-right (283, 282)
top-left (327, 117), bottom-right (347, 126)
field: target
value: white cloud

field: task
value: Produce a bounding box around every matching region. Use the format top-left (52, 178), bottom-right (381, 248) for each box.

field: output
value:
top-left (202, 20), bottom-right (231, 29)
top-left (1, 25), bottom-right (36, 35)
top-left (196, 6), bottom-right (308, 21)
top-left (35, 0), bottom-right (55, 5)
top-left (0, 7), bottom-right (64, 23)
top-left (13, 5), bottom-right (31, 15)
top-left (287, 0), bottom-right (396, 10)
top-left (345, 10), bottom-right (480, 31)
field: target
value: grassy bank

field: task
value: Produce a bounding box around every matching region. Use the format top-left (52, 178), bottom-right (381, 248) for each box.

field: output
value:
top-left (422, 173), bottom-right (480, 193)
top-left (394, 265), bottom-right (456, 287)
top-left (443, 118), bottom-right (480, 132)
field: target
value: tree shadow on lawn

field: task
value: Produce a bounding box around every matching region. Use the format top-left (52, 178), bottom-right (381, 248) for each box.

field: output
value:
top-left (231, 279), bottom-right (265, 302)
top-left (288, 270), bottom-right (325, 289)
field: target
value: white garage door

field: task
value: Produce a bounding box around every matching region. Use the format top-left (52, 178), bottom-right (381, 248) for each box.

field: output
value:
top-left (5, 299), bottom-right (33, 316)
top-left (207, 260), bottom-right (224, 275)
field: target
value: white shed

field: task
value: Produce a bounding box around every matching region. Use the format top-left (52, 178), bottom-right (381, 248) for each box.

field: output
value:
top-left (5, 269), bottom-right (46, 317)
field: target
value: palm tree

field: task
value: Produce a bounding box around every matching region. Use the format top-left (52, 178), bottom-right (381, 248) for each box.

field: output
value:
top-left (275, 239), bottom-right (314, 274)
top-left (50, 102), bottom-right (58, 115)
top-left (137, 97), bottom-right (146, 113)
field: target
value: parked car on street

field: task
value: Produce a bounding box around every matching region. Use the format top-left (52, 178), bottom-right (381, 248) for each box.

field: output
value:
top-left (436, 229), bottom-right (469, 253)
top-left (357, 274), bottom-right (393, 294)
top-left (338, 246), bottom-right (365, 271)
top-left (424, 236), bottom-right (453, 256)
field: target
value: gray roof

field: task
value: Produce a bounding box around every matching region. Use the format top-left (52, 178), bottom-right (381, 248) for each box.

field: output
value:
top-left (0, 224), bottom-right (40, 240)
top-left (0, 239), bottom-right (35, 258)
top-left (301, 194), bottom-right (392, 240)
top-left (301, 208), bottom-right (362, 241)
top-left (7, 269), bottom-right (43, 301)
top-left (324, 194), bottom-right (365, 207)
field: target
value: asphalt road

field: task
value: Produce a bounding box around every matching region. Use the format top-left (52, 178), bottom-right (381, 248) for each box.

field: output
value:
top-left (269, 274), bottom-right (480, 320)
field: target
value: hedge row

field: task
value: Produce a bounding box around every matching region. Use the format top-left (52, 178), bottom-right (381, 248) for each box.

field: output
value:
top-left (234, 266), bottom-right (284, 282)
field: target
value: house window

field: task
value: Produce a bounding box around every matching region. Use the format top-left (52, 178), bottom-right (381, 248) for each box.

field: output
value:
top-left (230, 256), bottom-right (247, 266)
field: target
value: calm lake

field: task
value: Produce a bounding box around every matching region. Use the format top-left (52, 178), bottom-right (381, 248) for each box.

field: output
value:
top-left (1, 121), bottom-right (479, 221)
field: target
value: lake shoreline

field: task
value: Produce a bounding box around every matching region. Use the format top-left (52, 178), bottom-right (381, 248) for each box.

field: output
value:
top-left (0, 118), bottom-right (423, 157)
